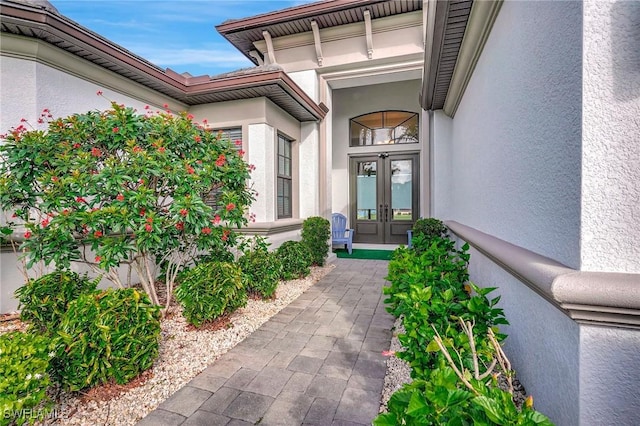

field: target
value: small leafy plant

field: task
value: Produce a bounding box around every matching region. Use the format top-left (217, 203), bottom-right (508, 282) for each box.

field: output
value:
top-left (52, 288), bottom-right (161, 391)
top-left (411, 217), bottom-right (449, 253)
top-left (0, 331), bottom-right (55, 426)
top-left (238, 242), bottom-right (282, 299)
top-left (14, 270), bottom-right (98, 332)
top-left (301, 216), bottom-right (330, 266)
top-left (174, 261), bottom-right (247, 327)
top-left (276, 240), bottom-right (312, 280)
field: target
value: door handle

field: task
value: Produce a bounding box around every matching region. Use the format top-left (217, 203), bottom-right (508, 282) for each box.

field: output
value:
top-left (379, 204), bottom-right (383, 222)
top-left (384, 204), bottom-right (389, 221)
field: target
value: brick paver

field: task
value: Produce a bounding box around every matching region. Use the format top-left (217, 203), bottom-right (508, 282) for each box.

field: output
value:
top-left (137, 258), bottom-right (392, 425)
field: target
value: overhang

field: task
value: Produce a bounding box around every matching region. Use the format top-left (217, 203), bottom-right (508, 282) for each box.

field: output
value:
top-left (0, 0), bottom-right (326, 122)
top-left (216, 0), bottom-right (423, 65)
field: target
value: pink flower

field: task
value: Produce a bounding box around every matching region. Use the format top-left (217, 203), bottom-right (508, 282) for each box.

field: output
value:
top-left (187, 114), bottom-right (194, 121)
top-left (116, 194), bottom-right (124, 201)
top-left (144, 105), bottom-right (150, 110)
top-left (139, 208), bottom-right (146, 216)
top-left (91, 147), bottom-right (102, 157)
top-left (51, 176), bottom-right (59, 182)
top-left (96, 90), bottom-right (103, 96)
top-left (180, 208), bottom-right (188, 217)
top-left (112, 127), bottom-right (119, 133)
top-left (186, 165), bottom-right (195, 174)
top-left (20, 118), bottom-right (27, 122)
top-left (234, 139), bottom-right (242, 146)
top-left (238, 150), bottom-right (245, 156)
top-left (221, 229), bottom-right (230, 241)
top-left (163, 103), bottom-right (169, 108)
top-left (215, 154), bottom-right (226, 167)
top-left (157, 147), bottom-right (166, 153)
top-left (249, 164), bottom-right (256, 171)
top-left (76, 196), bottom-right (86, 203)
top-left (202, 119), bottom-right (208, 124)
top-left (37, 118), bottom-right (44, 124)
top-left (62, 209), bottom-right (69, 215)
top-left (145, 223), bottom-right (153, 232)
top-left (41, 218), bottom-right (49, 228)
top-left (133, 146), bottom-right (143, 153)
top-left (95, 256), bottom-right (101, 262)
top-left (94, 230), bottom-right (103, 237)
top-left (24, 231), bottom-right (32, 239)
top-left (194, 135), bottom-right (201, 143)
top-left (146, 216), bottom-right (153, 223)
top-left (175, 222), bottom-right (184, 231)
top-left (211, 215), bottom-right (221, 224)
top-left (201, 227), bottom-right (212, 235)
top-left (73, 143), bottom-right (81, 149)
top-left (226, 203), bottom-right (235, 212)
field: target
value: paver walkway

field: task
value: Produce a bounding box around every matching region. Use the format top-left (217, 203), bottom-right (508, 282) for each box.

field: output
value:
top-left (137, 258), bottom-right (393, 426)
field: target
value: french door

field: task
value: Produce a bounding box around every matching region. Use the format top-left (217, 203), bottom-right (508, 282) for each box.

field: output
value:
top-left (349, 152), bottom-right (419, 244)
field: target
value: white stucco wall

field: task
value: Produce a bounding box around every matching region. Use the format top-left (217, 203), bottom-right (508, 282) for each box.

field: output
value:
top-left (579, 325), bottom-right (640, 425)
top-left (288, 70), bottom-right (319, 103)
top-left (248, 123), bottom-right (276, 223)
top-left (440, 0), bottom-right (582, 268)
top-left (430, 111), bottom-right (452, 219)
top-left (581, 0), bottom-right (640, 273)
top-left (465, 245), bottom-right (580, 425)
top-left (0, 56), bottom-right (158, 138)
top-left (299, 122), bottom-right (320, 218)
top-left (331, 79), bottom-right (422, 218)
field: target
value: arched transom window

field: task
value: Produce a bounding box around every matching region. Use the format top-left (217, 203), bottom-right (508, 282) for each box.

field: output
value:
top-left (350, 111), bottom-right (419, 146)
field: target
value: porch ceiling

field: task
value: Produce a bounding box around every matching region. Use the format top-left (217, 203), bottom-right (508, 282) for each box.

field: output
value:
top-left (0, 0), bottom-right (326, 122)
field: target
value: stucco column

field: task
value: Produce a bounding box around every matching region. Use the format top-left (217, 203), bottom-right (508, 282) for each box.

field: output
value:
top-left (248, 123), bottom-right (276, 223)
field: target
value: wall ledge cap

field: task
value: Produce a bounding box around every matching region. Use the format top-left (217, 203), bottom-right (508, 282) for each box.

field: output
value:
top-left (445, 220), bottom-right (640, 329)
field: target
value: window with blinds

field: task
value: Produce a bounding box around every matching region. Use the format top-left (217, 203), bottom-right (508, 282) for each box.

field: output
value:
top-left (203, 127), bottom-right (242, 210)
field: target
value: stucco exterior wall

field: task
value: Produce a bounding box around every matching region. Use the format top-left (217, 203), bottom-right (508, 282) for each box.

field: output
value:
top-left (465, 245), bottom-right (580, 425)
top-left (441, 0), bottom-right (582, 268)
top-left (581, 0), bottom-right (640, 273)
top-left (430, 110), bottom-right (452, 219)
top-left (579, 325), bottom-right (640, 425)
top-left (331, 79), bottom-right (422, 218)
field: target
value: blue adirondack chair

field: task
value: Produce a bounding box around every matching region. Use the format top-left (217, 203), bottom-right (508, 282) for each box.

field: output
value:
top-left (331, 213), bottom-right (354, 254)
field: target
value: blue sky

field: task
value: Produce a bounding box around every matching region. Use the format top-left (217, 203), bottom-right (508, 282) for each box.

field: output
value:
top-left (51, 0), bottom-right (316, 77)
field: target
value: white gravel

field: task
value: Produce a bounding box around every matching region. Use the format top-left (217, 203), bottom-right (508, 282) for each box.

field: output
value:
top-left (1, 264), bottom-right (334, 426)
top-left (379, 317), bottom-right (412, 413)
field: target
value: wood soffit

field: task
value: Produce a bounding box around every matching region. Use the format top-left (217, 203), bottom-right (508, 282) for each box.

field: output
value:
top-left (0, 0), bottom-right (326, 122)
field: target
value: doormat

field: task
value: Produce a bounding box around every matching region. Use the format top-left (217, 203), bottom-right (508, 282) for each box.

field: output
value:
top-left (334, 248), bottom-right (394, 260)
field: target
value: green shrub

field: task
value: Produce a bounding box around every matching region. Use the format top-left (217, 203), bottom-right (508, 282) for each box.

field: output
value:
top-left (411, 217), bottom-right (449, 253)
top-left (14, 270), bottom-right (98, 332)
top-left (0, 331), bottom-right (55, 426)
top-left (53, 288), bottom-right (161, 391)
top-left (175, 261), bottom-right (247, 327)
top-left (374, 368), bottom-right (553, 426)
top-left (238, 250), bottom-right (282, 299)
top-left (276, 240), bottom-right (311, 280)
top-left (301, 216), bottom-right (330, 266)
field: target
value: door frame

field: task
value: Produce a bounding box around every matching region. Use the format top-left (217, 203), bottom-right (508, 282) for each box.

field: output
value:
top-left (348, 151), bottom-right (420, 244)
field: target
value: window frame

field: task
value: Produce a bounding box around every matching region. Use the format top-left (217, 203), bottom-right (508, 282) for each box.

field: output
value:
top-left (276, 133), bottom-right (293, 219)
top-left (349, 110), bottom-right (419, 147)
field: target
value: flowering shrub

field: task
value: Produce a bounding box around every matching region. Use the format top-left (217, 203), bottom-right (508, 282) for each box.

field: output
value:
top-left (0, 331), bottom-right (55, 426)
top-left (0, 98), bottom-right (255, 312)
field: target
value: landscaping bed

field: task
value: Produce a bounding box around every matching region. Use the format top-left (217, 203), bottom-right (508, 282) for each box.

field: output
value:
top-left (0, 264), bottom-right (333, 426)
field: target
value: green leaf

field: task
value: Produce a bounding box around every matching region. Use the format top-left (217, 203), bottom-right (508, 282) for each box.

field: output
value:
top-left (406, 390), bottom-right (429, 416)
top-left (473, 396), bottom-right (505, 424)
top-left (372, 413), bottom-right (398, 426)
